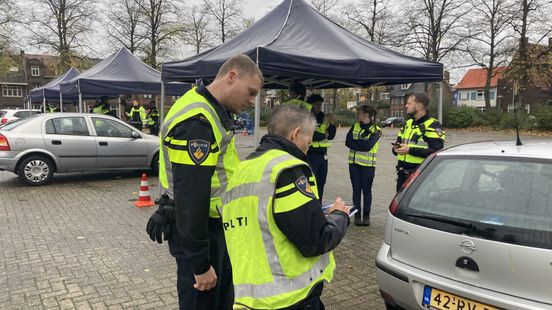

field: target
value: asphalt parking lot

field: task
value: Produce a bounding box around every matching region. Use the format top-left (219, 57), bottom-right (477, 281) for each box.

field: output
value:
top-left (0, 127), bottom-right (545, 309)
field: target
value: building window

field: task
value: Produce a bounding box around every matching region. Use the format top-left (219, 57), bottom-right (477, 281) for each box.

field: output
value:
top-left (31, 65), bottom-right (40, 77)
top-left (477, 89), bottom-right (484, 100)
top-left (2, 85), bottom-right (23, 97)
top-left (470, 92), bottom-right (477, 100)
top-left (144, 94), bottom-right (153, 99)
top-left (33, 84), bottom-right (40, 89)
top-left (380, 92), bottom-right (389, 100)
top-left (401, 84), bottom-right (411, 90)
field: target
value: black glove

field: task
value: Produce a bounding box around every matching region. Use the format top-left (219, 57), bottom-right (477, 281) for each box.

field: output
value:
top-left (146, 205), bottom-right (175, 244)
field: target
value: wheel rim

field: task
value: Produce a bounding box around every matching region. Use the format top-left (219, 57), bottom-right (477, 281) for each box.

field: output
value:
top-left (24, 160), bottom-right (49, 183)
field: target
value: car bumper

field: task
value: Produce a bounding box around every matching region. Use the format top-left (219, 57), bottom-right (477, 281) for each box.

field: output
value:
top-left (375, 242), bottom-right (550, 310)
top-left (0, 151), bottom-right (18, 172)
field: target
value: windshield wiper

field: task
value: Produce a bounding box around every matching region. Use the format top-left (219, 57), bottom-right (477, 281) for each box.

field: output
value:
top-left (403, 212), bottom-right (476, 231)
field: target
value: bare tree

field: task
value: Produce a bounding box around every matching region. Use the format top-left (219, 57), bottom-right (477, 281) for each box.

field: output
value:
top-left (466, 0), bottom-right (516, 110)
top-left (0, 0), bottom-right (17, 54)
top-left (400, 0), bottom-right (467, 63)
top-left (136, 0), bottom-right (180, 68)
top-left (343, 0), bottom-right (392, 44)
top-left (507, 0), bottom-right (552, 102)
top-left (180, 5), bottom-right (213, 55)
top-left (310, 0), bottom-right (339, 16)
top-left (203, 0), bottom-right (243, 43)
top-left (27, 0), bottom-right (96, 72)
top-left (105, 0), bottom-right (146, 54)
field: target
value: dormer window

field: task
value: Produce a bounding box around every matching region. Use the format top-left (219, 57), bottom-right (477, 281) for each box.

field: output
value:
top-left (31, 65), bottom-right (40, 77)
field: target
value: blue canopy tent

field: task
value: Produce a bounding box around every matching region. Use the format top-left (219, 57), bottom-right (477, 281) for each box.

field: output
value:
top-left (27, 68), bottom-right (80, 112)
top-left (161, 0), bottom-right (444, 141)
top-left (60, 47), bottom-right (189, 113)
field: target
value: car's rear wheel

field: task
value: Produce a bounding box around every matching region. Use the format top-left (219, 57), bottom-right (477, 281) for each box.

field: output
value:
top-left (17, 156), bottom-right (54, 186)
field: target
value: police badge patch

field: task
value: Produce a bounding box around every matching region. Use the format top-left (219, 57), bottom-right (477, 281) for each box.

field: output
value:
top-left (294, 175), bottom-right (316, 198)
top-left (188, 139), bottom-right (210, 165)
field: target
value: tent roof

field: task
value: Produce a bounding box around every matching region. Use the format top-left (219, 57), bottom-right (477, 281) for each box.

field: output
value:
top-left (61, 47), bottom-right (188, 96)
top-left (162, 0), bottom-right (443, 88)
top-left (28, 68), bottom-right (80, 102)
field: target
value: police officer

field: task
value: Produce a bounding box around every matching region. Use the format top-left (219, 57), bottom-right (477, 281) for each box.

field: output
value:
top-left (44, 103), bottom-right (59, 113)
top-left (393, 92), bottom-right (445, 191)
top-left (346, 105), bottom-right (381, 226)
top-left (222, 105), bottom-right (350, 310)
top-left (127, 100), bottom-right (146, 130)
top-left (283, 81), bottom-right (312, 111)
top-left (306, 94), bottom-right (336, 202)
top-left (146, 54), bottom-right (263, 309)
top-left (92, 96), bottom-right (117, 117)
top-left (146, 101), bottom-right (160, 135)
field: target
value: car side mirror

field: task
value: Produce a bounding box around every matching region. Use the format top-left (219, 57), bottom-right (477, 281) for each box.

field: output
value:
top-left (131, 131), bottom-right (141, 139)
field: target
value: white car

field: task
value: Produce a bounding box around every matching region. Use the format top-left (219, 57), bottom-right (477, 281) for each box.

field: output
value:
top-left (0, 109), bottom-right (41, 126)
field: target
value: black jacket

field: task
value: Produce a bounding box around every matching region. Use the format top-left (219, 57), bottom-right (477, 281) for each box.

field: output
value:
top-left (168, 82), bottom-right (234, 275)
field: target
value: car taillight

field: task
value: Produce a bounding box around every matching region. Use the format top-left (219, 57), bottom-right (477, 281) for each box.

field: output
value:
top-left (0, 134), bottom-right (10, 151)
top-left (389, 197), bottom-right (399, 215)
top-left (402, 168), bottom-right (421, 190)
top-left (1, 118), bottom-right (7, 124)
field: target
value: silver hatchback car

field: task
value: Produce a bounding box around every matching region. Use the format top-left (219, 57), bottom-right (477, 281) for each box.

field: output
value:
top-left (376, 141), bottom-right (552, 310)
top-left (0, 113), bottom-right (159, 185)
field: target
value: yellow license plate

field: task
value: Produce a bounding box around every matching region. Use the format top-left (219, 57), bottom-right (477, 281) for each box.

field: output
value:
top-left (422, 286), bottom-right (499, 310)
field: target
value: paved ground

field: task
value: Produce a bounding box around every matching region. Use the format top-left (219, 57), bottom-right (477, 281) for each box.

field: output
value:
top-left (0, 127), bottom-right (546, 310)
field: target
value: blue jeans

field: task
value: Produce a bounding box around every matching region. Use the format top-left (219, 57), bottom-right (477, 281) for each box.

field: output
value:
top-left (349, 164), bottom-right (375, 218)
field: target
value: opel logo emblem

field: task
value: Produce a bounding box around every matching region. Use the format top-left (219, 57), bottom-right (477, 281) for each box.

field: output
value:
top-left (459, 240), bottom-right (477, 254)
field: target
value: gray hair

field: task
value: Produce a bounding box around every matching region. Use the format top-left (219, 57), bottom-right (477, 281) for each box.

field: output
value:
top-left (267, 105), bottom-right (317, 138)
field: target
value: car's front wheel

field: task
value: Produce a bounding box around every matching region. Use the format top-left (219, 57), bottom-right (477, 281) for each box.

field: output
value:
top-left (17, 156), bottom-right (54, 186)
top-left (150, 153), bottom-right (159, 175)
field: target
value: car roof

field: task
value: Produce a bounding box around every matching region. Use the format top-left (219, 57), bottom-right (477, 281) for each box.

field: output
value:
top-left (438, 140), bottom-right (552, 160)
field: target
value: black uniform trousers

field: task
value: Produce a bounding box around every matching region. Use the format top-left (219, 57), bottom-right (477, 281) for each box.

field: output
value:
top-left (396, 165), bottom-right (417, 192)
top-left (148, 124), bottom-right (159, 135)
top-left (348, 164), bottom-right (375, 219)
top-left (307, 150), bottom-right (328, 201)
top-left (168, 218), bottom-right (233, 310)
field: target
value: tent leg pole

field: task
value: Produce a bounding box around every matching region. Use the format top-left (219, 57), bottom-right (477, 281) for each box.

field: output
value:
top-left (160, 83), bottom-right (165, 124)
top-left (438, 81), bottom-right (443, 124)
top-left (79, 92), bottom-right (83, 113)
top-left (254, 93), bottom-right (260, 145)
top-left (43, 96), bottom-right (46, 113)
top-left (118, 96), bottom-right (122, 119)
top-left (59, 92), bottom-right (63, 112)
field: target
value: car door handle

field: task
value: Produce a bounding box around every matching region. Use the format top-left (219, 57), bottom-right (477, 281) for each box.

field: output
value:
top-left (99, 142), bottom-right (108, 146)
top-left (51, 140), bottom-right (62, 145)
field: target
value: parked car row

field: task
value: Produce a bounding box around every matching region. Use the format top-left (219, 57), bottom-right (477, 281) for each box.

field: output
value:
top-left (0, 113), bottom-right (159, 185)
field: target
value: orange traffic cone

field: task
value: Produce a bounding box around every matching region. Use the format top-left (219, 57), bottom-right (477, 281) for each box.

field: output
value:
top-left (135, 173), bottom-right (155, 208)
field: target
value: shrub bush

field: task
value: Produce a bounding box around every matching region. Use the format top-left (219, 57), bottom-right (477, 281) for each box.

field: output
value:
top-left (446, 106), bottom-right (476, 128)
top-left (331, 109), bottom-right (356, 127)
top-left (534, 106), bottom-right (552, 130)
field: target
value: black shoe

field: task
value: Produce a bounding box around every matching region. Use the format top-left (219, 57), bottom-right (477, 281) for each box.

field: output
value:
top-left (354, 213), bottom-right (362, 226)
top-left (362, 215), bottom-right (370, 226)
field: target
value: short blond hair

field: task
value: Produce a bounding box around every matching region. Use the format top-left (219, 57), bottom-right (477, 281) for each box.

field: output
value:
top-left (216, 54), bottom-right (263, 83)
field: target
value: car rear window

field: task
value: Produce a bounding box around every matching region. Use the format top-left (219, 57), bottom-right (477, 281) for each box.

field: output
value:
top-left (398, 157), bottom-right (552, 249)
top-left (0, 111), bottom-right (6, 118)
top-left (0, 114), bottom-right (39, 131)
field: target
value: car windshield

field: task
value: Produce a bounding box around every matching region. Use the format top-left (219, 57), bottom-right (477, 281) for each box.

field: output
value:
top-left (399, 157), bottom-right (552, 249)
top-left (0, 114), bottom-right (40, 131)
top-left (0, 111), bottom-right (6, 118)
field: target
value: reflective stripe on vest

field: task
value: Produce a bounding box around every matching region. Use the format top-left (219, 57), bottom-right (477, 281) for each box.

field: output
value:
top-left (311, 119), bottom-right (330, 148)
top-left (159, 87), bottom-right (237, 218)
top-left (222, 149), bottom-right (334, 309)
top-left (396, 117), bottom-right (444, 165)
top-left (93, 106), bottom-right (109, 114)
top-left (348, 122), bottom-right (379, 167)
